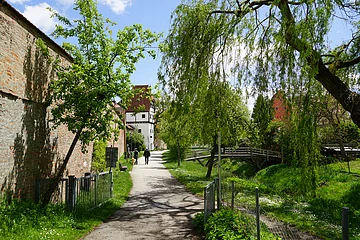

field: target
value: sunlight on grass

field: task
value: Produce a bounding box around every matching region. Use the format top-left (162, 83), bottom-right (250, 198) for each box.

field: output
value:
top-left (0, 159), bottom-right (133, 240)
top-left (163, 153), bottom-right (360, 240)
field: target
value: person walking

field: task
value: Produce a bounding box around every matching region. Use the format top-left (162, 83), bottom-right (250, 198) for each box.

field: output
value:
top-left (144, 148), bottom-right (150, 165)
top-left (133, 148), bottom-right (139, 165)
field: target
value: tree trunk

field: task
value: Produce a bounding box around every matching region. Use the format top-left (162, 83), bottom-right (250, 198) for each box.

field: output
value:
top-left (206, 135), bottom-right (217, 179)
top-left (42, 129), bottom-right (82, 206)
top-left (278, 0), bottom-right (360, 128)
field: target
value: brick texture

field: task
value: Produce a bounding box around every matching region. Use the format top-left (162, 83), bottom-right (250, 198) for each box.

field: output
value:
top-left (0, 2), bottom-right (94, 200)
top-left (272, 91), bottom-right (290, 121)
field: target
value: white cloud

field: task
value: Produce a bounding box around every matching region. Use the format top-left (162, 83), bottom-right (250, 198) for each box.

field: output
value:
top-left (23, 3), bottom-right (57, 33)
top-left (99, 0), bottom-right (133, 14)
top-left (7, 0), bottom-right (30, 4)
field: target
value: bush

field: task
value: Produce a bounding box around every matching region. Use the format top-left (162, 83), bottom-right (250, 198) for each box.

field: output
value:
top-left (193, 212), bottom-right (205, 236)
top-left (91, 139), bottom-right (108, 172)
top-left (204, 208), bottom-right (250, 240)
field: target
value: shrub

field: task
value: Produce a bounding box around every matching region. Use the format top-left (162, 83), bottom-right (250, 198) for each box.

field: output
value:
top-left (91, 139), bottom-right (108, 172)
top-left (204, 208), bottom-right (250, 240)
top-left (193, 212), bottom-right (205, 236)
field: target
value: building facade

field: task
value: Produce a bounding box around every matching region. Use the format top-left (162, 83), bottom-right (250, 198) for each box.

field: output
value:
top-left (271, 91), bottom-right (290, 121)
top-left (126, 85), bottom-right (155, 150)
top-left (109, 101), bottom-right (126, 156)
top-left (0, 1), bottom-right (94, 200)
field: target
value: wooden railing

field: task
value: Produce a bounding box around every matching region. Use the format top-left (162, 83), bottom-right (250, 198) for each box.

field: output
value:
top-left (185, 147), bottom-right (282, 161)
top-left (223, 147), bottom-right (282, 159)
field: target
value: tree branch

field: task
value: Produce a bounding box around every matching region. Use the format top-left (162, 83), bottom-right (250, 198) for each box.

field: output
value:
top-left (338, 56), bottom-right (360, 69)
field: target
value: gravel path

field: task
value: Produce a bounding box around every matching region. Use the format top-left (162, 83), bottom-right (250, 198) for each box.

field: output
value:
top-left (82, 151), bottom-right (204, 240)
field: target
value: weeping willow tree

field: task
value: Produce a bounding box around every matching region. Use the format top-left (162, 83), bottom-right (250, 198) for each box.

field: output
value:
top-left (160, 0), bottom-right (359, 193)
top-left (159, 102), bottom-right (194, 166)
top-left (159, 2), bottom-right (250, 178)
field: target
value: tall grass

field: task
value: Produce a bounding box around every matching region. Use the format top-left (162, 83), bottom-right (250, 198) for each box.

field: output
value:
top-left (0, 158), bottom-right (133, 240)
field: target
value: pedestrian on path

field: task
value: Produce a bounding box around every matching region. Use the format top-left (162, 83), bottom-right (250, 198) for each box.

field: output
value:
top-left (144, 148), bottom-right (150, 165)
top-left (81, 150), bottom-right (204, 240)
top-left (133, 148), bottom-right (139, 165)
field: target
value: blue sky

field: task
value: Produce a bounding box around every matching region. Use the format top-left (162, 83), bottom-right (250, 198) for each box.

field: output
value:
top-left (7, 0), bottom-right (355, 111)
top-left (7, 0), bottom-right (182, 87)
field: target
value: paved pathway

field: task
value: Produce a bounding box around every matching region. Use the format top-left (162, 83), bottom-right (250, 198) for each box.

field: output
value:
top-left (82, 151), bottom-right (204, 240)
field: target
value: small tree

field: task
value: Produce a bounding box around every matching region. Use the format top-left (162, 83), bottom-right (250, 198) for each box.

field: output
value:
top-left (126, 131), bottom-right (146, 152)
top-left (159, 103), bottom-right (193, 166)
top-left (42, 0), bottom-right (160, 204)
top-left (251, 95), bottom-right (274, 148)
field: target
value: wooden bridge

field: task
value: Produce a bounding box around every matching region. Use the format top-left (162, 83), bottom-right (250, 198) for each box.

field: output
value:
top-left (185, 147), bottom-right (282, 169)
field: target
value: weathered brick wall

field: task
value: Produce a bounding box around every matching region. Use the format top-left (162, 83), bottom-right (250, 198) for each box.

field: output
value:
top-left (272, 91), bottom-right (289, 121)
top-left (0, 2), bottom-right (92, 200)
top-left (107, 103), bottom-right (126, 160)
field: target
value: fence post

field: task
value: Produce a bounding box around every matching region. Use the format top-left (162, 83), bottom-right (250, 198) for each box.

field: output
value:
top-left (216, 178), bottom-right (220, 210)
top-left (231, 181), bottom-right (235, 210)
top-left (84, 172), bottom-right (91, 192)
top-left (204, 186), bottom-right (207, 224)
top-left (110, 170), bottom-right (113, 198)
top-left (342, 207), bottom-right (349, 240)
top-left (94, 173), bottom-right (99, 206)
top-left (67, 175), bottom-right (76, 211)
top-left (212, 181), bottom-right (215, 212)
top-left (256, 187), bottom-right (260, 240)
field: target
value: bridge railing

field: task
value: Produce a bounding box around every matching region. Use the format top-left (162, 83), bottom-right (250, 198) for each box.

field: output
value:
top-left (185, 148), bottom-right (211, 160)
top-left (184, 146), bottom-right (282, 161)
top-left (224, 147), bottom-right (282, 159)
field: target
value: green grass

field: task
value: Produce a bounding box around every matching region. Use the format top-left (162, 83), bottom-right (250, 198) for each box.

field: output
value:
top-left (232, 161), bottom-right (360, 239)
top-left (0, 158), bottom-right (133, 240)
top-left (163, 153), bottom-right (360, 240)
top-left (163, 152), bottom-right (218, 197)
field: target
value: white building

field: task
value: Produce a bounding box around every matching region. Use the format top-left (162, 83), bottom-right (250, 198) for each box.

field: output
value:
top-left (125, 85), bottom-right (155, 150)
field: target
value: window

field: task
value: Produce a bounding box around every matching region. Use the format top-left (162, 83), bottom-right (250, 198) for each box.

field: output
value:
top-left (150, 136), bottom-right (152, 138)
top-left (138, 129), bottom-right (141, 133)
top-left (142, 114), bottom-right (145, 118)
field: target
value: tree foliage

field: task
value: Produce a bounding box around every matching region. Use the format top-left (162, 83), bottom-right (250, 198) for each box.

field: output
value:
top-left (91, 139), bottom-right (108, 173)
top-left (162, 0), bottom-right (359, 125)
top-left (251, 95), bottom-right (274, 148)
top-left (42, 0), bottom-right (160, 204)
top-left (159, 0), bottom-right (359, 192)
top-left (159, 102), bottom-right (194, 166)
top-left (126, 130), bottom-right (146, 152)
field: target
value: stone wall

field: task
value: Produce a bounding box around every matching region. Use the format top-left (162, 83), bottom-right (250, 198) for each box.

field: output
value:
top-left (0, 2), bottom-right (92, 200)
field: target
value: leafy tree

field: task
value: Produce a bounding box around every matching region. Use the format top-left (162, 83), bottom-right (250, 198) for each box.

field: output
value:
top-left (162, 0), bottom-right (359, 124)
top-left (290, 94), bottom-right (320, 197)
top-left (126, 130), bottom-right (146, 152)
top-left (194, 81), bottom-right (249, 178)
top-left (159, 102), bottom-right (193, 166)
top-left (42, 0), bottom-right (160, 204)
top-left (159, 0), bottom-right (359, 192)
top-left (251, 95), bottom-right (273, 148)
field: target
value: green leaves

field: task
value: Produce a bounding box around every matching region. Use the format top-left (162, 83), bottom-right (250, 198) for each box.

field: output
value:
top-left (49, 0), bottom-right (161, 149)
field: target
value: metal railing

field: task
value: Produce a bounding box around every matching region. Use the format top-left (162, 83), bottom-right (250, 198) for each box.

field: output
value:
top-left (204, 178), bottom-right (218, 223)
top-left (221, 180), bottom-right (351, 239)
top-left (35, 171), bottom-right (113, 211)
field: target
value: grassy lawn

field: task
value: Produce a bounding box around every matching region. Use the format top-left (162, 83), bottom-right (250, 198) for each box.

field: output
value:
top-left (164, 160), bottom-right (217, 197)
top-left (0, 158), bottom-right (133, 240)
top-left (163, 151), bottom-right (360, 240)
